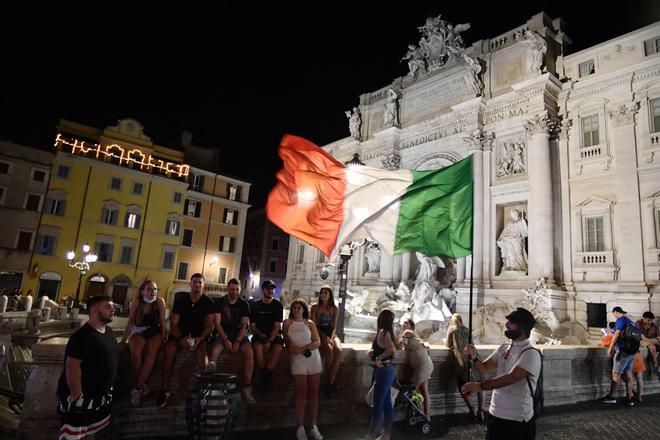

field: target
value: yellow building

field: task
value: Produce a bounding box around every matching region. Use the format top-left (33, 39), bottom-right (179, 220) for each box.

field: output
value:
top-left (23, 118), bottom-right (189, 307)
top-left (172, 158), bottom-right (251, 297)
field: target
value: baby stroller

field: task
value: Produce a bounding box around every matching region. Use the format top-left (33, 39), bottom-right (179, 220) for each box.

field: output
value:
top-left (393, 379), bottom-right (431, 435)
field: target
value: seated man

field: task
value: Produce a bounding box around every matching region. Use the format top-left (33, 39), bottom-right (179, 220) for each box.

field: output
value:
top-left (208, 278), bottom-right (255, 404)
top-left (250, 280), bottom-right (284, 392)
top-left (636, 311), bottom-right (660, 374)
top-left (157, 273), bottom-right (215, 407)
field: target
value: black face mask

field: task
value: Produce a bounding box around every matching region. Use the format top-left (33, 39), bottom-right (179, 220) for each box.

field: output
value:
top-left (505, 328), bottom-right (522, 340)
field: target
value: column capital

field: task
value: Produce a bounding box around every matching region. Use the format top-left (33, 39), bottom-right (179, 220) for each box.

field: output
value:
top-left (608, 102), bottom-right (639, 128)
top-left (381, 152), bottom-right (401, 170)
top-left (524, 112), bottom-right (561, 137)
top-left (463, 130), bottom-right (495, 151)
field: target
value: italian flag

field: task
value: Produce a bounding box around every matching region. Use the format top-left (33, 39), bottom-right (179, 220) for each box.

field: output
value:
top-left (267, 135), bottom-right (473, 260)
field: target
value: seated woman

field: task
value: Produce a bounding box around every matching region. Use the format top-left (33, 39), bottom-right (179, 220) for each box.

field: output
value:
top-left (120, 280), bottom-right (167, 406)
top-left (310, 285), bottom-right (342, 398)
top-left (283, 298), bottom-right (323, 440)
top-left (398, 318), bottom-right (433, 421)
top-left (446, 313), bottom-right (484, 421)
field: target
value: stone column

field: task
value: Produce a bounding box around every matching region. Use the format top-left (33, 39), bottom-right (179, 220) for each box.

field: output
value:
top-left (456, 258), bottom-right (466, 283)
top-left (379, 253), bottom-right (394, 281)
top-left (401, 252), bottom-right (411, 281)
top-left (481, 133), bottom-right (494, 283)
top-left (608, 102), bottom-right (644, 282)
top-left (463, 131), bottom-right (484, 283)
top-left (525, 113), bottom-right (557, 281)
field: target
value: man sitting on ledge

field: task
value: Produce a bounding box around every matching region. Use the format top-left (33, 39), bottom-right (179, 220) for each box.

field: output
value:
top-left (250, 280), bottom-right (284, 392)
top-left (156, 273), bottom-right (214, 407)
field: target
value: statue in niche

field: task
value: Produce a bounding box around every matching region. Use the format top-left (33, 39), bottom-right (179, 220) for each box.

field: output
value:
top-left (462, 55), bottom-right (483, 95)
top-left (364, 242), bottom-right (381, 273)
top-left (497, 209), bottom-right (528, 273)
top-left (512, 143), bottom-right (526, 174)
top-left (383, 88), bottom-right (400, 128)
top-left (401, 44), bottom-right (427, 78)
top-left (523, 30), bottom-right (547, 73)
top-left (345, 106), bottom-right (362, 140)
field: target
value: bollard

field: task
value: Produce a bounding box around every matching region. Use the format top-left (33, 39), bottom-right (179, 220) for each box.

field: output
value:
top-left (24, 294), bottom-right (33, 312)
top-left (0, 295), bottom-right (7, 313)
top-left (26, 309), bottom-right (41, 334)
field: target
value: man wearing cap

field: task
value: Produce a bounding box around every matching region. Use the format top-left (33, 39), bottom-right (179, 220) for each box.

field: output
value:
top-left (601, 306), bottom-right (638, 405)
top-left (636, 311), bottom-right (660, 374)
top-left (462, 307), bottom-right (542, 440)
top-left (250, 280), bottom-right (284, 392)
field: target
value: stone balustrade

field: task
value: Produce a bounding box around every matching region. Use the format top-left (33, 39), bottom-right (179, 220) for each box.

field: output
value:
top-left (17, 340), bottom-right (660, 439)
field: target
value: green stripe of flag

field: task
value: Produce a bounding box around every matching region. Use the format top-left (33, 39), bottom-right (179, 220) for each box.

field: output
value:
top-left (394, 155), bottom-right (473, 258)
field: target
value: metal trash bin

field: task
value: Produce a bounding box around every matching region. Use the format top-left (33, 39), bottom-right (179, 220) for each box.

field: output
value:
top-left (185, 372), bottom-right (240, 440)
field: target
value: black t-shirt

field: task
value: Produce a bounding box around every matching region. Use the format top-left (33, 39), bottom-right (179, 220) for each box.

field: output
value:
top-left (56, 324), bottom-right (118, 398)
top-left (214, 296), bottom-right (250, 333)
top-left (172, 292), bottom-right (215, 337)
top-left (250, 299), bottom-right (283, 336)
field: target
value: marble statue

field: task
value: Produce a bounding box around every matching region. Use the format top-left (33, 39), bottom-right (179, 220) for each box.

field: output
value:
top-left (383, 88), bottom-right (400, 128)
top-left (497, 142), bottom-right (526, 176)
top-left (365, 242), bottom-right (381, 273)
top-left (497, 209), bottom-right (528, 272)
top-left (462, 55), bottom-right (483, 95)
top-left (511, 143), bottom-right (526, 174)
top-left (345, 106), bottom-right (362, 140)
top-left (523, 30), bottom-right (547, 73)
top-left (401, 44), bottom-right (426, 78)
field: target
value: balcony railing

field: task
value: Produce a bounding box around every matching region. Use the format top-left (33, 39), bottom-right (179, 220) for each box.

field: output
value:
top-left (575, 250), bottom-right (614, 266)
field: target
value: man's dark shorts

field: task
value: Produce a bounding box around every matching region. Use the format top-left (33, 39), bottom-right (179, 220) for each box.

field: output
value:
top-left (251, 334), bottom-right (284, 346)
top-left (209, 328), bottom-right (250, 347)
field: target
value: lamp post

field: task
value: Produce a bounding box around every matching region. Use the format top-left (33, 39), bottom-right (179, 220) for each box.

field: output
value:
top-left (66, 243), bottom-right (97, 309)
top-left (319, 238), bottom-right (375, 343)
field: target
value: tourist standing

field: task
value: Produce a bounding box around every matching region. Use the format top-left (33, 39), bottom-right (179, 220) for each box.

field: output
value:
top-left (310, 285), bottom-right (342, 398)
top-left (366, 309), bottom-right (398, 440)
top-left (447, 312), bottom-right (484, 421)
top-left (56, 295), bottom-right (118, 439)
top-left (157, 273), bottom-right (215, 407)
top-left (399, 318), bottom-right (433, 421)
top-left (120, 280), bottom-right (167, 406)
top-left (283, 298), bottom-right (323, 440)
top-left (462, 307), bottom-right (541, 440)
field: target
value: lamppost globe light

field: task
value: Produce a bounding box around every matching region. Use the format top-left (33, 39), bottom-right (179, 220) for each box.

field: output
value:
top-left (82, 243), bottom-right (90, 253)
top-left (319, 267), bottom-right (330, 280)
top-left (66, 251), bottom-right (75, 261)
top-left (85, 253), bottom-right (97, 264)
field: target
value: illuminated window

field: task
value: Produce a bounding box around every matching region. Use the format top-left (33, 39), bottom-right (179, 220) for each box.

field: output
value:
top-left (185, 199), bottom-right (201, 217)
top-left (190, 174), bottom-right (203, 192)
top-left (219, 236), bottom-right (234, 252)
top-left (125, 212), bottom-right (140, 229)
top-left (224, 208), bottom-right (237, 225)
top-left (228, 183), bottom-right (240, 201)
top-left (166, 219), bottom-right (180, 236)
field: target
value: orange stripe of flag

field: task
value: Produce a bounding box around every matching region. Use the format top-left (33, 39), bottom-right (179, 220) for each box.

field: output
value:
top-left (266, 135), bottom-right (346, 256)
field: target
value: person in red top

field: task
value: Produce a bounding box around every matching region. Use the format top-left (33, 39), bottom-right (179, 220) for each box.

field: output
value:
top-left (636, 311), bottom-right (660, 374)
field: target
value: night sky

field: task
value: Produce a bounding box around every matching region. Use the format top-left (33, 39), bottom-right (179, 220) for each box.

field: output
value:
top-left (2, 1), bottom-right (658, 206)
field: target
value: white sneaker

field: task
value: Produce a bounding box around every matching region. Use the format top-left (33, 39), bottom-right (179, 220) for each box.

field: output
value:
top-left (241, 386), bottom-right (256, 404)
top-left (309, 425), bottom-right (323, 440)
top-left (296, 425), bottom-right (308, 440)
top-left (130, 387), bottom-right (142, 406)
top-left (204, 361), bottom-right (217, 374)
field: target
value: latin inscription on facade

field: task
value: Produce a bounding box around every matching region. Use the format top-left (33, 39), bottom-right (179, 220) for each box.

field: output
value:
top-left (484, 106), bottom-right (528, 125)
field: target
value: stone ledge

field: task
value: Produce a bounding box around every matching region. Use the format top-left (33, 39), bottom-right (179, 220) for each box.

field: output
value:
top-left (18, 343), bottom-right (660, 439)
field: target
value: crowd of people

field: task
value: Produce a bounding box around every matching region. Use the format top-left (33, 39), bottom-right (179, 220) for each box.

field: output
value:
top-left (54, 276), bottom-right (660, 440)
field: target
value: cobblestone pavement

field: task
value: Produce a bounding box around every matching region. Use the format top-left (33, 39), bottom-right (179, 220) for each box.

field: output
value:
top-left (235, 394), bottom-right (660, 440)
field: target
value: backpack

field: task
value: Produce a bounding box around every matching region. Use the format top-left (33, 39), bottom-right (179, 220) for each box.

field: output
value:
top-left (619, 318), bottom-right (641, 355)
top-left (521, 347), bottom-right (543, 421)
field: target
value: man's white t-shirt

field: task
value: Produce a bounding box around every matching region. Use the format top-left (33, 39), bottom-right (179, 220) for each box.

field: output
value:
top-left (485, 338), bottom-right (542, 422)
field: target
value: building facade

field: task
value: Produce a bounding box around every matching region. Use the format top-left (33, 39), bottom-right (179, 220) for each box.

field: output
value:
top-left (0, 141), bottom-right (53, 294)
top-left (172, 164), bottom-right (250, 298)
top-left (239, 207), bottom-right (289, 298)
top-left (284, 12), bottom-right (660, 330)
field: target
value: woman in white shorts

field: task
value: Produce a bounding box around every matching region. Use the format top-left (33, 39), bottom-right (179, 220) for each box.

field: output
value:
top-left (283, 298), bottom-right (323, 440)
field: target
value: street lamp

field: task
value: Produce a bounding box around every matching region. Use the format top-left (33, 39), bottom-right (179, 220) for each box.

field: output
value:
top-left (66, 243), bottom-right (98, 309)
top-left (319, 238), bottom-right (375, 342)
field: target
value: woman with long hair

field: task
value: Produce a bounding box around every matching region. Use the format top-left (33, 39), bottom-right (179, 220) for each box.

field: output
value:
top-left (310, 285), bottom-right (342, 398)
top-left (446, 312), bottom-right (484, 420)
top-left (366, 309), bottom-right (398, 440)
top-left (120, 280), bottom-right (167, 406)
top-left (283, 298), bottom-right (323, 440)
top-left (399, 318), bottom-right (433, 421)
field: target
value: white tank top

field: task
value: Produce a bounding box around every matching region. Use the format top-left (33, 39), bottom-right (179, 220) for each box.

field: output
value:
top-left (288, 320), bottom-right (312, 347)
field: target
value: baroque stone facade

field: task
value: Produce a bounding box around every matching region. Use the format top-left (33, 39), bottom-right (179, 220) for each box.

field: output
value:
top-left (284, 12), bottom-right (660, 330)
